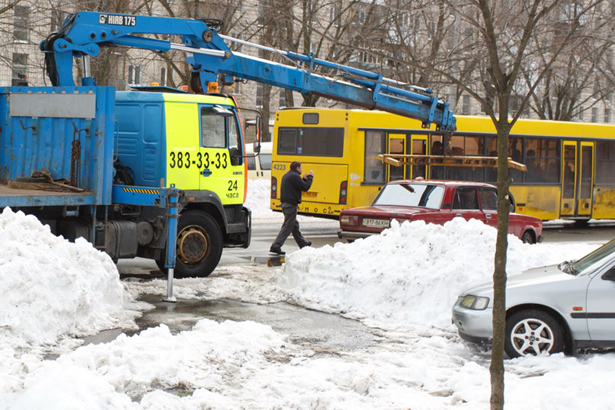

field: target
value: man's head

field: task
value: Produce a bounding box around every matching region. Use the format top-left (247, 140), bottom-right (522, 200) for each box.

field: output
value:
top-left (290, 161), bottom-right (302, 172)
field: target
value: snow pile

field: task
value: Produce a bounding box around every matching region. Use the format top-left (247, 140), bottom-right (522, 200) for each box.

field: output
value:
top-left (0, 208), bottom-right (131, 348)
top-left (278, 218), bottom-right (597, 328)
top-left (3, 320), bottom-right (288, 410)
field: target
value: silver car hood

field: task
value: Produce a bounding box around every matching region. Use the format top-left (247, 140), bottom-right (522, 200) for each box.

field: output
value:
top-left (461, 264), bottom-right (573, 297)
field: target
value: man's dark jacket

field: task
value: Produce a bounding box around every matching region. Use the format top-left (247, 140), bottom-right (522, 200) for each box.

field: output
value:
top-left (280, 169), bottom-right (313, 205)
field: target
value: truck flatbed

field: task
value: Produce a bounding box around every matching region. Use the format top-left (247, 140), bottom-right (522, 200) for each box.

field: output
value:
top-left (0, 184), bottom-right (96, 208)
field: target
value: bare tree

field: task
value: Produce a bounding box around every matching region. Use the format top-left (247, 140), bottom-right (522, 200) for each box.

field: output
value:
top-left (436, 1), bottom-right (604, 408)
top-left (522, 3), bottom-right (615, 120)
top-left (360, 0), bottom-right (611, 407)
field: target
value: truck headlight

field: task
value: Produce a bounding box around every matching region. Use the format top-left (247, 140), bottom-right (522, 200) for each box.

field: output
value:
top-left (459, 295), bottom-right (490, 310)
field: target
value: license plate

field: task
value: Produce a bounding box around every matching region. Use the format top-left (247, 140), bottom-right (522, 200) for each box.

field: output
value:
top-left (362, 218), bottom-right (390, 228)
top-left (303, 191), bottom-right (317, 197)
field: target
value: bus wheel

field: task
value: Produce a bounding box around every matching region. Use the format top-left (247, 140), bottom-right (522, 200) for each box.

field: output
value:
top-left (521, 231), bottom-right (535, 244)
top-left (157, 210), bottom-right (223, 278)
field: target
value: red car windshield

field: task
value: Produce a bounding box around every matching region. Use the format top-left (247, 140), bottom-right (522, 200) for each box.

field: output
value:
top-left (373, 183), bottom-right (445, 209)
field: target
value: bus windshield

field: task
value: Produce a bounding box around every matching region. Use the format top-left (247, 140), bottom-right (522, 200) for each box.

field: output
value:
top-left (373, 183), bottom-right (444, 209)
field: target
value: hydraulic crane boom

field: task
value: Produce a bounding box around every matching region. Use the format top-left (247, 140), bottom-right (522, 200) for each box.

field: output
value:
top-left (40, 11), bottom-right (456, 133)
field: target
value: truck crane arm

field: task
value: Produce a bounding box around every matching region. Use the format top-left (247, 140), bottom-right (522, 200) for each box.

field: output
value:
top-left (40, 11), bottom-right (456, 133)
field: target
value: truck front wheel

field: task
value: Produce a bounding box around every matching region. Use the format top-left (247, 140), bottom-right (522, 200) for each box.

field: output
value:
top-left (158, 210), bottom-right (223, 278)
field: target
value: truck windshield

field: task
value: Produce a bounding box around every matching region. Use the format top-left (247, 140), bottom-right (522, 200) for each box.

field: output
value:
top-left (373, 183), bottom-right (444, 209)
top-left (568, 239), bottom-right (615, 276)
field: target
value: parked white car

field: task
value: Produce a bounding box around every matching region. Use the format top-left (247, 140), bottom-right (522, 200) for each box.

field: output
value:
top-left (452, 240), bottom-right (615, 358)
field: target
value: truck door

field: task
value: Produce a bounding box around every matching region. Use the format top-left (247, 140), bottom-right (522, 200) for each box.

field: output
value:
top-left (198, 106), bottom-right (244, 205)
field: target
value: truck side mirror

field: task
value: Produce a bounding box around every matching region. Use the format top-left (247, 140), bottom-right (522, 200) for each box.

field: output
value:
top-left (240, 108), bottom-right (264, 158)
top-left (256, 114), bottom-right (262, 143)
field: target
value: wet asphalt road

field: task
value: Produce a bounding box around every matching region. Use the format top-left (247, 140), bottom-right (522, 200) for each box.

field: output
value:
top-left (110, 218), bottom-right (615, 350)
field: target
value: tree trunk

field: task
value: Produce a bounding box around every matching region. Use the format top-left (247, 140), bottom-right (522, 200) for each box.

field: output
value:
top-left (490, 120), bottom-right (512, 410)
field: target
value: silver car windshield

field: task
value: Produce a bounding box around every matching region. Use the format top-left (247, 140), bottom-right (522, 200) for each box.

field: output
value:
top-left (373, 183), bottom-right (444, 209)
top-left (568, 239), bottom-right (615, 276)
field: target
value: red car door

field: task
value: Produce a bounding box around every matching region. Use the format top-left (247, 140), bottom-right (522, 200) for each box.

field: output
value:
top-left (451, 186), bottom-right (486, 225)
top-left (478, 187), bottom-right (499, 230)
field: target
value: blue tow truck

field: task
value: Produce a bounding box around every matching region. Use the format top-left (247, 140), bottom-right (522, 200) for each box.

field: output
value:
top-left (0, 11), bottom-right (456, 281)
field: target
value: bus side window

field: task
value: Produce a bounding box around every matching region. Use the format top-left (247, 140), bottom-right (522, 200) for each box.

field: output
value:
top-left (365, 130), bottom-right (385, 184)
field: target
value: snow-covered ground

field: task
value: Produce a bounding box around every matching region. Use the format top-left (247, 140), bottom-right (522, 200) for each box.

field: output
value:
top-left (1, 179), bottom-right (614, 409)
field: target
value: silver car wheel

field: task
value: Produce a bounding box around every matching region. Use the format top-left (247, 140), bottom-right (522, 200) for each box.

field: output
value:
top-left (510, 318), bottom-right (555, 356)
top-left (505, 309), bottom-right (565, 358)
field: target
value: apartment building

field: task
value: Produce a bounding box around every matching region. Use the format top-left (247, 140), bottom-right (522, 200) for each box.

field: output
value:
top-left (1, 0), bottom-right (614, 124)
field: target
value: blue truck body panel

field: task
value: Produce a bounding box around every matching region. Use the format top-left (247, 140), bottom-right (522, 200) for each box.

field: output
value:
top-left (0, 86), bottom-right (115, 207)
top-left (115, 91), bottom-right (167, 188)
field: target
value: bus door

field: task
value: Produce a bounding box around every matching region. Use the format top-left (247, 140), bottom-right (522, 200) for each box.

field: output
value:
top-left (387, 134), bottom-right (407, 180)
top-left (560, 141), bottom-right (594, 217)
top-left (411, 134), bottom-right (428, 178)
top-left (578, 142), bottom-right (594, 217)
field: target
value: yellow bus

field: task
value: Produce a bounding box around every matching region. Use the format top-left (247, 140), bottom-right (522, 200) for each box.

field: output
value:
top-left (270, 108), bottom-right (615, 221)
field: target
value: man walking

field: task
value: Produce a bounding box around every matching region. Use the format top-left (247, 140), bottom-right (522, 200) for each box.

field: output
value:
top-left (270, 161), bottom-right (313, 255)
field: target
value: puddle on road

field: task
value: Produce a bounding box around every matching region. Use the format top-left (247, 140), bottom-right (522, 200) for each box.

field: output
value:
top-left (85, 295), bottom-right (375, 352)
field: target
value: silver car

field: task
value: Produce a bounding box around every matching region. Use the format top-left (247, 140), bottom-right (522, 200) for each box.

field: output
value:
top-left (452, 239), bottom-right (615, 358)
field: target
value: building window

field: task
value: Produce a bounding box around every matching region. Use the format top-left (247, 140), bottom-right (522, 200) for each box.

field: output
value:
top-left (128, 64), bottom-right (142, 85)
top-left (14, 6), bottom-right (30, 42)
top-left (579, 109), bottom-right (584, 121)
top-left (160, 67), bottom-right (167, 87)
top-left (258, 0), bottom-right (270, 26)
top-left (279, 89), bottom-right (287, 108)
top-left (51, 11), bottom-right (66, 32)
top-left (256, 83), bottom-right (263, 108)
top-left (330, 3), bottom-right (340, 26)
top-left (605, 108), bottom-right (611, 123)
top-left (462, 95), bottom-right (470, 115)
top-left (592, 107), bottom-right (598, 123)
top-left (12, 53), bottom-right (28, 86)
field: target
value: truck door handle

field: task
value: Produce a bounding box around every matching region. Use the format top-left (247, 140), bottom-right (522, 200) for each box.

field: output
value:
top-left (485, 214), bottom-right (492, 219)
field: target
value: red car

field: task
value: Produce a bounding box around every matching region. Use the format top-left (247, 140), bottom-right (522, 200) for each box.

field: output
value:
top-left (338, 180), bottom-right (543, 243)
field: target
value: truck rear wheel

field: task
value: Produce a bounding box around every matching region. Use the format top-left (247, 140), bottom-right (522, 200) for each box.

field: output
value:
top-left (158, 210), bottom-right (223, 278)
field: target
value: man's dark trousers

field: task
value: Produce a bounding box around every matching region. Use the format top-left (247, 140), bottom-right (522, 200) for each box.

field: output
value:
top-left (271, 203), bottom-right (309, 249)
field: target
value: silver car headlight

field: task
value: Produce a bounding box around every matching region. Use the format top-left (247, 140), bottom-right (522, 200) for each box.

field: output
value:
top-left (458, 295), bottom-right (490, 310)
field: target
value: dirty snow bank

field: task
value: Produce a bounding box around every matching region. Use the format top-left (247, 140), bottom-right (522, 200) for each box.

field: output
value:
top-left (0, 208), bottom-right (138, 393)
top-left (278, 218), bottom-right (598, 328)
